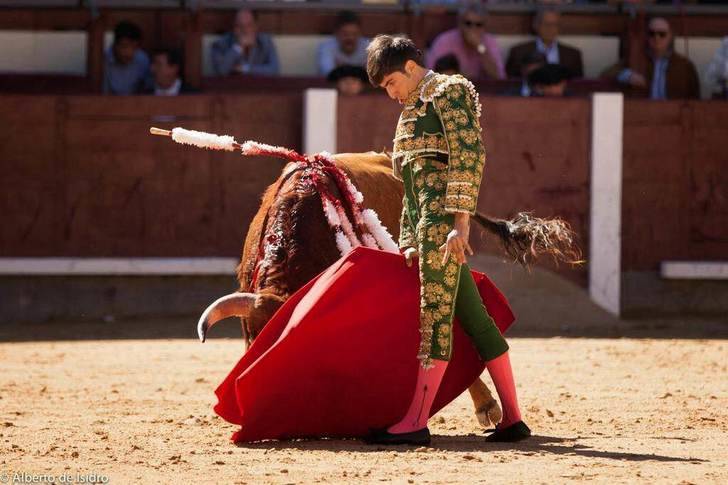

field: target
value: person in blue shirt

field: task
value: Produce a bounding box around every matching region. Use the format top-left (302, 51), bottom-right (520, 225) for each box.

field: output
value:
top-left (317, 11), bottom-right (369, 77)
top-left (211, 9), bottom-right (279, 76)
top-left (103, 21), bottom-right (150, 95)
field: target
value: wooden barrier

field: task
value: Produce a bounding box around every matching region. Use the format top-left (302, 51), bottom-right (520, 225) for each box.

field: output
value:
top-left (622, 100), bottom-right (728, 271)
top-left (619, 99), bottom-right (728, 315)
top-left (2, 94), bottom-right (727, 292)
top-left (0, 94), bottom-right (301, 257)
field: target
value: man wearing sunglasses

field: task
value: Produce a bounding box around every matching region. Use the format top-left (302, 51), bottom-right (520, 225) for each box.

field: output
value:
top-left (604, 17), bottom-right (699, 99)
top-left (426, 2), bottom-right (505, 81)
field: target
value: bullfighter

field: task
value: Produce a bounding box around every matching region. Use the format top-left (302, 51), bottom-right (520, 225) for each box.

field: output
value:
top-left (364, 34), bottom-right (531, 445)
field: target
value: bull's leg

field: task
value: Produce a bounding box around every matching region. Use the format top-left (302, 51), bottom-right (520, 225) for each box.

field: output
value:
top-left (467, 377), bottom-right (502, 428)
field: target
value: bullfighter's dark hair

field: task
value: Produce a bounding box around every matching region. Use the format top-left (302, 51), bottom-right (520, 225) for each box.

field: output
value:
top-left (366, 34), bottom-right (423, 86)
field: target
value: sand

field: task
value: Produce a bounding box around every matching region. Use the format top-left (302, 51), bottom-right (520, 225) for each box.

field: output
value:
top-left (2, 254), bottom-right (726, 483)
top-left (1, 334), bottom-right (725, 484)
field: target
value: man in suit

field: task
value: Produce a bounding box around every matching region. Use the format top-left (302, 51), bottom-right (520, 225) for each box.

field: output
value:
top-left (602, 17), bottom-right (700, 100)
top-left (506, 6), bottom-right (583, 80)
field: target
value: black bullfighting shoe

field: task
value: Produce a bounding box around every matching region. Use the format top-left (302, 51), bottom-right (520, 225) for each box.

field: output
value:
top-left (364, 427), bottom-right (431, 446)
top-left (485, 420), bottom-right (531, 442)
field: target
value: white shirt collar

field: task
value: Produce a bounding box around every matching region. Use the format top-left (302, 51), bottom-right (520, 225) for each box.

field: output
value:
top-left (154, 78), bottom-right (182, 96)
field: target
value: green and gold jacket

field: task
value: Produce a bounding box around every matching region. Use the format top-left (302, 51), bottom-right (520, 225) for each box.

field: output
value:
top-left (391, 70), bottom-right (485, 219)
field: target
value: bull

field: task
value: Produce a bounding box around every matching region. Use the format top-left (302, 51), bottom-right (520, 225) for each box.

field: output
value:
top-left (198, 150), bottom-right (579, 428)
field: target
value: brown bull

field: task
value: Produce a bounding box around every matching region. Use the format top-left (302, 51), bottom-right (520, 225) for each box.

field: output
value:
top-left (198, 151), bottom-right (579, 428)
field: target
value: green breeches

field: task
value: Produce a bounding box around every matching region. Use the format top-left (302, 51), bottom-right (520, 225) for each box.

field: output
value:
top-left (401, 158), bottom-right (508, 368)
top-left (455, 263), bottom-right (509, 362)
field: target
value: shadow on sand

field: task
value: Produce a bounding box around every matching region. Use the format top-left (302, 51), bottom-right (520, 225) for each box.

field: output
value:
top-left (233, 433), bottom-right (708, 464)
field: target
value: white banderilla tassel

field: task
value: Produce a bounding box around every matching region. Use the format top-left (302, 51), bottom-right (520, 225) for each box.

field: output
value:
top-left (171, 127), bottom-right (238, 151)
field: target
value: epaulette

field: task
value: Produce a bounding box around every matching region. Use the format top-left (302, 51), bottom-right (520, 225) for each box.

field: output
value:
top-left (418, 73), bottom-right (482, 120)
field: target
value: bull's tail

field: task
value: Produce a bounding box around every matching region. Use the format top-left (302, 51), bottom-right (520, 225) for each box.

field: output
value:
top-left (472, 211), bottom-right (583, 268)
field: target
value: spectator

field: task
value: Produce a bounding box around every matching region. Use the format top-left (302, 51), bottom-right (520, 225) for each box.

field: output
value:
top-left (506, 6), bottom-right (583, 79)
top-left (705, 36), bottom-right (728, 99)
top-left (327, 65), bottom-right (369, 96)
top-left (211, 9), bottom-right (279, 76)
top-left (317, 11), bottom-right (369, 77)
top-left (502, 51), bottom-right (546, 97)
top-left (143, 48), bottom-right (198, 96)
top-left (602, 17), bottom-right (700, 99)
top-left (433, 54), bottom-right (461, 76)
top-left (528, 63), bottom-right (571, 97)
top-left (103, 21), bottom-right (150, 95)
top-left (426, 1), bottom-right (506, 81)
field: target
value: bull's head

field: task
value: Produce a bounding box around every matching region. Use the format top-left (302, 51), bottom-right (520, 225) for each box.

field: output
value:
top-left (197, 291), bottom-right (286, 345)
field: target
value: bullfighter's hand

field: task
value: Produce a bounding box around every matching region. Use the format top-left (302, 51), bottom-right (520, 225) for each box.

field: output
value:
top-left (440, 213), bottom-right (474, 265)
top-left (403, 247), bottom-right (419, 267)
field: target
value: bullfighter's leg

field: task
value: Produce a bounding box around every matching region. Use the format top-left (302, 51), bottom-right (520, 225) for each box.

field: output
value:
top-left (379, 162), bottom-right (456, 440)
top-left (381, 210), bottom-right (457, 439)
top-left (454, 263), bottom-right (531, 441)
top-left (454, 263), bottom-right (508, 360)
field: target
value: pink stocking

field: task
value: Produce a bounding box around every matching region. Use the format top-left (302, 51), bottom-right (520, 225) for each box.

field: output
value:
top-left (485, 351), bottom-right (522, 427)
top-left (387, 360), bottom-right (448, 434)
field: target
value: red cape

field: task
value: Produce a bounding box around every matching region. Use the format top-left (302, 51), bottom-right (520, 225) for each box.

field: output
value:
top-left (213, 246), bottom-right (514, 442)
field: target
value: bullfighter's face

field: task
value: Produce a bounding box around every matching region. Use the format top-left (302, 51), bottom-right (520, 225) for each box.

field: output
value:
top-left (379, 60), bottom-right (423, 104)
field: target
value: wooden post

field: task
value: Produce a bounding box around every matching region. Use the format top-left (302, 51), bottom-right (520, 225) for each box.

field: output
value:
top-left (626, 8), bottom-right (648, 96)
top-left (185, 9), bottom-right (203, 90)
top-left (87, 11), bottom-right (105, 93)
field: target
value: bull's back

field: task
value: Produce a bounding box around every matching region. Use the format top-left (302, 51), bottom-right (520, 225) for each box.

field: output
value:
top-left (332, 152), bottom-right (403, 240)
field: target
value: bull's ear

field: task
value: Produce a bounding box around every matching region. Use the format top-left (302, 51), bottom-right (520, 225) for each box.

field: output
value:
top-left (247, 293), bottom-right (286, 339)
top-left (253, 293), bottom-right (286, 311)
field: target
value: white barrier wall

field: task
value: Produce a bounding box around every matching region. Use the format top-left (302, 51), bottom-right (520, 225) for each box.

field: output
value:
top-left (589, 92), bottom-right (624, 316)
top-left (0, 258), bottom-right (238, 275)
top-left (303, 88), bottom-right (338, 154)
top-left (0, 31), bottom-right (86, 74)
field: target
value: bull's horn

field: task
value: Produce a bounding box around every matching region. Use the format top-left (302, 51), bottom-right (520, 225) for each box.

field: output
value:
top-left (197, 292), bottom-right (257, 343)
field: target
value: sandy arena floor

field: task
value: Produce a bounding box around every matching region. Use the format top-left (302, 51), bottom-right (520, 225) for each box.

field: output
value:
top-left (1, 333), bottom-right (726, 484)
